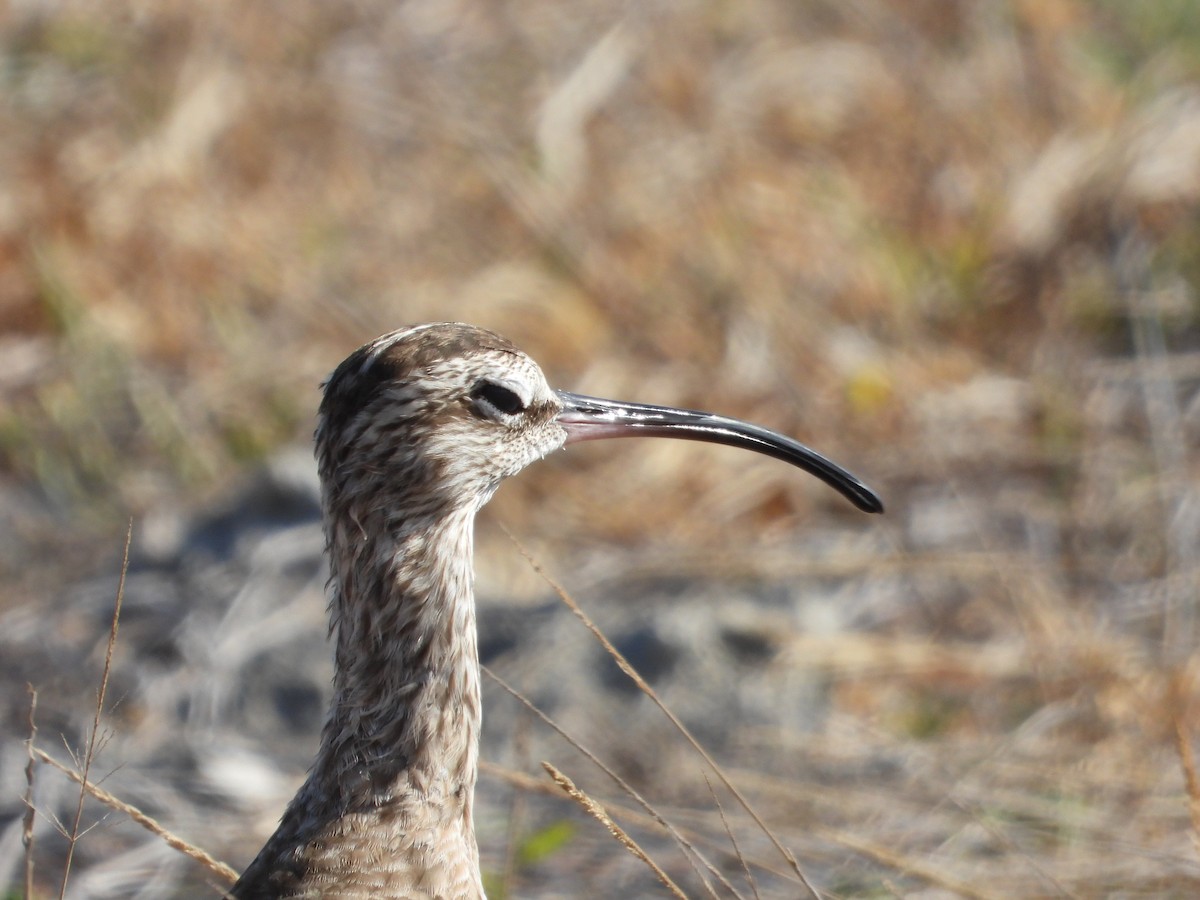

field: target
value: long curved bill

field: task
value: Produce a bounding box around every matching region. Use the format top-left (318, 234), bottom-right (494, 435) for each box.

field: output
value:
top-left (557, 390), bottom-right (884, 515)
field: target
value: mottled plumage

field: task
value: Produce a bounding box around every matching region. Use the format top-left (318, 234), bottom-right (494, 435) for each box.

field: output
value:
top-left (232, 323), bottom-right (882, 899)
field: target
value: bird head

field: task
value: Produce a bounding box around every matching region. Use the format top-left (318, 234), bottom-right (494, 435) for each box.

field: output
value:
top-left (316, 323), bottom-right (569, 517)
top-left (316, 322), bottom-right (883, 526)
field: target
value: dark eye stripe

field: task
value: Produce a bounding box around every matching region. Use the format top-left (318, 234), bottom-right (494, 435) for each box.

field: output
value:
top-left (472, 381), bottom-right (526, 415)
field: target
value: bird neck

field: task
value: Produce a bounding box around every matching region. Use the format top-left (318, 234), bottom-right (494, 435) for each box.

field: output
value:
top-left (231, 504), bottom-right (487, 898)
top-left (317, 503), bottom-right (483, 817)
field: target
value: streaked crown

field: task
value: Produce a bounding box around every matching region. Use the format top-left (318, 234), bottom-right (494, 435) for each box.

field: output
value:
top-left (316, 323), bottom-right (567, 515)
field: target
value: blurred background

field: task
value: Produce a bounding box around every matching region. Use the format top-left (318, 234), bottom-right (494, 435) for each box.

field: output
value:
top-left (2, 0), bottom-right (1200, 896)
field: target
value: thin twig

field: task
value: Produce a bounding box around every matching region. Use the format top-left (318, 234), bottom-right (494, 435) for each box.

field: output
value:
top-left (59, 518), bottom-right (133, 899)
top-left (504, 528), bottom-right (822, 899)
top-left (23, 685), bottom-right (39, 899)
top-left (543, 761), bottom-right (688, 900)
top-left (33, 747), bottom-right (240, 885)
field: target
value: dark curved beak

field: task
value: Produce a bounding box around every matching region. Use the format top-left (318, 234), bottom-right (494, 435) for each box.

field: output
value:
top-left (556, 390), bottom-right (883, 515)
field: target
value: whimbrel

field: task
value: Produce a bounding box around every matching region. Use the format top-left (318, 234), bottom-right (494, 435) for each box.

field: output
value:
top-left (232, 322), bottom-right (882, 898)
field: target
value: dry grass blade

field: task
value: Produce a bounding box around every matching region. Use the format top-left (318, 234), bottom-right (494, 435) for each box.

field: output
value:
top-left (1178, 720), bottom-right (1200, 858)
top-left (484, 665), bottom-right (732, 899)
top-left (703, 773), bottom-right (756, 900)
top-left (543, 761), bottom-right (688, 900)
top-left (817, 828), bottom-right (1003, 900)
top-left (58, 519), bottom-right (132, 899)
top-left (505, 529), bottom-right (822, 899)
top-left (1172, 670), bottom-right (1200, 858)
top-left (947, 796), bottom-right (1079, 899)
top-left (32, 746), bottom-right (239, 885)
top-left (1119, 228), bottom-right (1199, 662)
top-left (501, 705), bottom-right (533, 895)
top-left (23, 685), bottom-right (39, 899)
top-left (481, 761), bottom-right (805, 887)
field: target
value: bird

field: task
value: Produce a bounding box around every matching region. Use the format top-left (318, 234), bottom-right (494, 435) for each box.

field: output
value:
top-left (230, 322), bottom-right (882, 899)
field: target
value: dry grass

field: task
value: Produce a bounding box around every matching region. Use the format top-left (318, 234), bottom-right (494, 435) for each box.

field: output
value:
top-left (542, 762), bottom-right (689, 900)
top-left (502, 528), bottom-right (821, 894)
top-left (4, 0), bottom-right (1200, 897)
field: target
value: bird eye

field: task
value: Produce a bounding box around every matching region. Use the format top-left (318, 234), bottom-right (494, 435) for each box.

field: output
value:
top-left (471, 381), bottom-right (527, 417)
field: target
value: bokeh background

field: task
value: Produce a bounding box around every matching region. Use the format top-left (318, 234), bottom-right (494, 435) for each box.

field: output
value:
top-left (3, 1), bottom-right (1200, 897)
